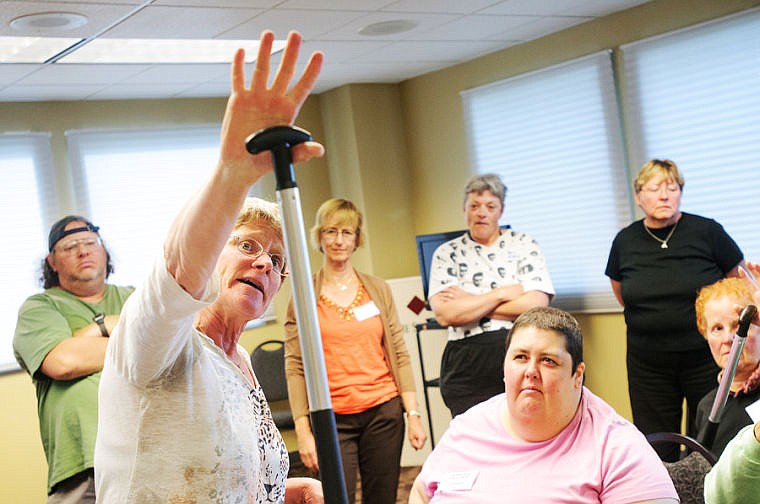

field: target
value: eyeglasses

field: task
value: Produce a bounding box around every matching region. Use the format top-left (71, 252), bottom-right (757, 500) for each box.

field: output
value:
top-left (55, 236), bottom-right (103, 255)
top-left (321, 228), bottom-right (356, 241)
top-left (231, 235), bottom-right (287, 276)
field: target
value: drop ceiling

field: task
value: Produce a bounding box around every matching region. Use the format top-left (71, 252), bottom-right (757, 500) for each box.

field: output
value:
top-left (0, 0), bottom-right (651, 102)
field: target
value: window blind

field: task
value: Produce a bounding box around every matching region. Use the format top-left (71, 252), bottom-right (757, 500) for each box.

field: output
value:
top-left (462, 51), bottom-right (630, 312)
top-left (66, 126), bottom-right (222, 288)
top-left (622, 8), bottom-right (760, 262)
top-left (0, 132), bottom-right (57, 372)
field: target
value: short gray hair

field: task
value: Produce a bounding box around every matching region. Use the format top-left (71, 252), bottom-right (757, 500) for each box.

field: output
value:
top-left (463, 173), bottom-right (506, 208)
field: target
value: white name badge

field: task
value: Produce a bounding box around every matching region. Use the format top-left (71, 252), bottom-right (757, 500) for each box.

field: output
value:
top-left (745, 397), bottom-right (760, 423)
top-left (353, 301), bottom-right (380, 321)
top-left (439, 471), bottom-right (478, 492)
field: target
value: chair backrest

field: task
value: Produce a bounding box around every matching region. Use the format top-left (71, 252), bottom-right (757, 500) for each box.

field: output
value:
top-left (662, 451), bottom-right (713, 504)
top-left (250, 339), bottom-right (288, 402)
top-left (647, 432), bottom-right (716, 504)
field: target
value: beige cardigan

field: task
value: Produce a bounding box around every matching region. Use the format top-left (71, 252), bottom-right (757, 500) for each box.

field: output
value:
top-left (284, 269), bottom-right (417, 420)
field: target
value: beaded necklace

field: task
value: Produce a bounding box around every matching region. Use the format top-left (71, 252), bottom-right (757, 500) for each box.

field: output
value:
top-left (320, 286), bottom-right (365, 321)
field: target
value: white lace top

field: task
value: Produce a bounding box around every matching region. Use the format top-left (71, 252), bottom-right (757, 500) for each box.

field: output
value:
top-left (95, 256), bottom-right (288, 503)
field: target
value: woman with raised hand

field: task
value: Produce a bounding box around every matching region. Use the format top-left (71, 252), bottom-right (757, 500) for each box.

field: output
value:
top-left (94, 31), bottom-right (326, 503)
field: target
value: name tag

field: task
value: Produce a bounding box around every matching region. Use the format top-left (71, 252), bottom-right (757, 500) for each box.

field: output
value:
top-left (439, 471), bottom-right (478, 492)
top-left (746, 397), bottom-right (760, 423)
top-left (353, 301), bottom-right (380, 321)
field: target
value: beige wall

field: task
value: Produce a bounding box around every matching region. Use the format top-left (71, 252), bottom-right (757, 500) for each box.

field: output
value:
top-left (2, 0), bottom-right (758, 500)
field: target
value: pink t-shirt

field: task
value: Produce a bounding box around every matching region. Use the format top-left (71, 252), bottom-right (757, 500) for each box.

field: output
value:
top-left (419, 388), bottom-right (677, 503)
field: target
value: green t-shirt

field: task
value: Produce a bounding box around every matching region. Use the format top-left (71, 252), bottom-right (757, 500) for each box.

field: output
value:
top-left (13, 284), bottom-right (134, 493)
top-left (705, 424), bottom-right (760, 503)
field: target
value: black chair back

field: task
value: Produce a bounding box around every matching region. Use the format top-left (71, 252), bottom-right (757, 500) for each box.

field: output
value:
top-left (251, 339), bottom-right (294, 429)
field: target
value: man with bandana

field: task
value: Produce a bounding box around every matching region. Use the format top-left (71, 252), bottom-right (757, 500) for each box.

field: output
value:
top-left (13, 216), bottom-right (134, 503)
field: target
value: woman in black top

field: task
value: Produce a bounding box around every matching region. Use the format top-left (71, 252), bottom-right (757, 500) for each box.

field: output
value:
top-left (605, 159), bottom-right (744, 461)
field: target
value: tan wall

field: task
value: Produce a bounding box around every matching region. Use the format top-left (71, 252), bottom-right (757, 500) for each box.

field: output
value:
top-left (2, 0), bottom-right (758, 500)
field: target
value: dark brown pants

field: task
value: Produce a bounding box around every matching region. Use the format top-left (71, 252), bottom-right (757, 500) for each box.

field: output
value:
top-left (335, 396), bottom-right (404, 504)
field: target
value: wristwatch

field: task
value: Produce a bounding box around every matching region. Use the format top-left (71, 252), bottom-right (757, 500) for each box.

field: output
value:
top-left (93, 313), bottom-right (109, 337)
top-left (406, 409), bottom-right (422, 418)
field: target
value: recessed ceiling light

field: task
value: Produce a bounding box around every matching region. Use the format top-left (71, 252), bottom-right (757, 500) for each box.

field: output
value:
top-left (10, 12), bottom-right (89, 32)
top-left (359, 19), bottom-right (418, 36)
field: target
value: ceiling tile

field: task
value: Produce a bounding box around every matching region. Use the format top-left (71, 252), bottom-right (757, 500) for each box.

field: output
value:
top-left (121, 63), bottom-right (230, 84)
top-left (406, 14), bottom-right (542, 41)
top-left (0, 0), bottom-right (656, 102)
top-left (0, 1), bottom-right (143, 38)
top-left (88, 82), bottom-right (201, 100)
top-left (383, 0), bottom-right (499, 15)
top-left (16, 63), bottom-right (151, 85)
top-left (0, 63), bottom-right (39, 84)
top-left (0, 83), bottom-right (108, 101)
top-left (102, 5), bottom-right (264, 39)
top-left (220, 9), bottom-right (368, 40)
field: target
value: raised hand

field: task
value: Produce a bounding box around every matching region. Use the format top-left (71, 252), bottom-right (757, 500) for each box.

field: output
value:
top-left (219, 30), bottom-right (325, 183)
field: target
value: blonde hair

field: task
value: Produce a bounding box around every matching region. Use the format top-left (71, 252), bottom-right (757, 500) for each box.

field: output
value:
top-left (234, 197), bottom-right (282, 236)
top-left (633, 159), bottom-right (685, 194)
top-left (695, 278), bottom-right (754, 337)
top-left (310, 198), bottom-right (363, 250)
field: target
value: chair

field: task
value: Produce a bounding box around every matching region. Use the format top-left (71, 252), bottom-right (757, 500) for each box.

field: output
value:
top-left (251, 339), bottom-right (294, 430)
top-left (647, 432), bottom-right (716, 504)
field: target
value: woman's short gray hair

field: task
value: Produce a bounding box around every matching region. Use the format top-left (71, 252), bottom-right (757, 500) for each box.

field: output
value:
top-left (463, 173), bottom-right (507, 208)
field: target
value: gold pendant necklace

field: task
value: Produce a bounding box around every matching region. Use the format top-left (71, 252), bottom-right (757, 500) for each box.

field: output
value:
top-left (331, 273), bottom-right (355, 291)
top-left (643, 219), bottom-right (679, 249)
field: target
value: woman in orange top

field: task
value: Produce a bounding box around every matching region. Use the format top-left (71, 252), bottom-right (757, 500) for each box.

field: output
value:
top-left (285, 198), bottom-right (427, 504)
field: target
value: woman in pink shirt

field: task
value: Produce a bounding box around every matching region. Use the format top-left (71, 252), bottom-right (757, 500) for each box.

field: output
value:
top-left (411, 306), bottom-right (678, 503)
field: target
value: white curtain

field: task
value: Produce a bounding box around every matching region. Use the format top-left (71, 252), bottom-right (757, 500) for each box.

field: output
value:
top-left (0, 132), bottom-right (57, 371)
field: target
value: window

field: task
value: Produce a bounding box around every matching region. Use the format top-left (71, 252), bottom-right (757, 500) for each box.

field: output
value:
top-left (462, 51), bottom-right (630, 312)
top-left (66, 125), bottom-right (276, 327)
top-left (0, 132), bottom-right (58, 371)
top-left (66, 126), bottom-right (223, 288)
top-left (622, 8), bottom-right (760, 262)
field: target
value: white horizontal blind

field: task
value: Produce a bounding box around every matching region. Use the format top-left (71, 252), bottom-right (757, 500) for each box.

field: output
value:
top-left (462, 51), bottom-right (630, 312)
top-left (622, 9), bottom-right (760, 262)
top-left (66, 126), bottom-right (221, 288)
top-left (0, 132), bottom-right (58, 372)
